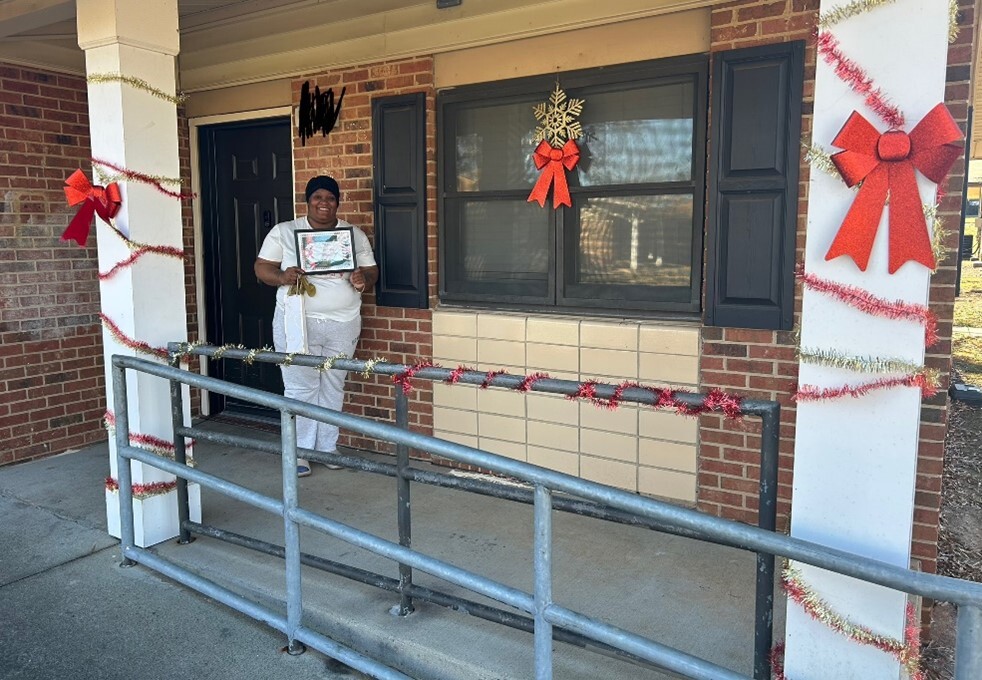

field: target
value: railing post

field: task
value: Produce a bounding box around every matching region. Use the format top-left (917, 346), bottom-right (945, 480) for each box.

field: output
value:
top-left (753, 404), bottom-right (780, 680)
top-left (394, 388), bottom-right (415, 616)
top-left (533, 484), bottom-right (553, 680)
top-left (281, 409), bottom-right (306, 655)
top-left (169, 352), bottom-right (193, 544)
top-left (956, 604), bottom-right (982, 679)
top-left (112, 360), bottom-right (136, 567)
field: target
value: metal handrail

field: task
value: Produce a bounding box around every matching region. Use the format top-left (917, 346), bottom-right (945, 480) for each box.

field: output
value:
top-left (111, 353), bottom-right (982, 679)
top-left (172, 342), bottom-right (782, 678)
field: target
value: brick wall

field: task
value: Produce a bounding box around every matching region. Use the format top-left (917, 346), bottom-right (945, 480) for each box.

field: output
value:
top-left (0, 64), bottom-right (202, 467)
top-left (919, 0), bottom-right (977, 577)
top-left (293, 58), bottom-right (436, 453)
top-left (700, 0), bottom-right (975, 583)
top-left (699, 0), bottom-right (818, 527)
top-left (0, 65), bottom-right (105, 465)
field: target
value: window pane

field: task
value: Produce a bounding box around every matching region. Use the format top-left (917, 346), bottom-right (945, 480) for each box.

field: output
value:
top-left (577, 82), bottom-right (694, 186)
top-left (456, 102), bottom-right (538, 192)
top-left (574, 194), bottom-right (693, 297)
top-left (459, 200), bottom-right (549, 295)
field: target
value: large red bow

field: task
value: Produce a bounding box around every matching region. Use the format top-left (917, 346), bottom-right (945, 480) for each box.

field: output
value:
top-left (528, 139), bottom-right (580, 209)
top-left (826, 103), bottom-right (963, 273)
top-left (62, 169), bottom-right (122, 247)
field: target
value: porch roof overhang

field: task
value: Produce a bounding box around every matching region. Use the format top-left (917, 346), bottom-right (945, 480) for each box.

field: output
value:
top-left (0, 0), bottom-right (718, 92)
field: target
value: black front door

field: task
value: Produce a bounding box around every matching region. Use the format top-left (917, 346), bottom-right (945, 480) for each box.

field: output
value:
top-left (200, 118), bottom-right (294, 415)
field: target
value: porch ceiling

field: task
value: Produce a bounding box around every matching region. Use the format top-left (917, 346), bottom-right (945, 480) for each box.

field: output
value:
top-left (0, 0), bottom-right (719, 93)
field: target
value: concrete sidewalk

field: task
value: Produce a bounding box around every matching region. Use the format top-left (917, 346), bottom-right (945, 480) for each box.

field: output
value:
top-left (0, 419), bottom-right (784, 679)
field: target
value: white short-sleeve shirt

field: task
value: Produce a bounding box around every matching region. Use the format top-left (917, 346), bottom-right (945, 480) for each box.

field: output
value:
top-left (257, 217), bottom-right (377, 322)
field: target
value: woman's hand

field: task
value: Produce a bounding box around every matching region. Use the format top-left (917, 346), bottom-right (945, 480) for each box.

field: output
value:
top-left (279, 266), bottom-right (304, 287)
top-left (349, 267), bottom-right (367, 293)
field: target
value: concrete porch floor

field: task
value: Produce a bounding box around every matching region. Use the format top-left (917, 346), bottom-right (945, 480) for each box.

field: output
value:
top-left (0, 419), bottom-right (786, 679)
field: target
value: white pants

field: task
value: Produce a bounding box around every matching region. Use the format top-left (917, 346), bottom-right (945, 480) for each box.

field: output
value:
top-left (272, 308), bottom-right (361, 452)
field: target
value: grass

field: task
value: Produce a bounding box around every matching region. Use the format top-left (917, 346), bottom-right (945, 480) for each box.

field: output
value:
top-left (953, 263), bottom-right (982, 386)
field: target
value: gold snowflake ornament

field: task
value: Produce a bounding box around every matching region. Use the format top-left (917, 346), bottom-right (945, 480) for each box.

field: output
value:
top-left (533, 83), bottom-right (584, 147)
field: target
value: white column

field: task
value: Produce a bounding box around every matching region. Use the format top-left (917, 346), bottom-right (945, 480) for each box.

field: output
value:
top-left (785, 1), bottom-right (950, 677)
top-left (77, 0), bottom-right (200, 547)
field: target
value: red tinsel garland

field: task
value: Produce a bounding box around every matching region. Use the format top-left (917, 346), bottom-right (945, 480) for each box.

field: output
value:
top-left (796, 373), bottom-right (937, 401)
top-left (99, 243), bottom-right (185, 280)
top-left (445, 366), bottom-right (470, 384)
top-left (816, 31), bottom-right (905, 129)
top-left (797, 270), bottom-right (939, 347)
top-left (92, 157), bottom-right (196, 200)
top-left (392, 361), bottom-right (436, 394)
top-left (99, 312), bottom-right (170, 360)
top-left (518, 372), bottom-right (550, 392)
top-left (103, 410), bottom-right (195, 455)
top-left (782, 565), bottom-right (924, 679)
top-left (480, 370), bottom-right (506, 389)
top-left (565, 380), bottom-right (743, 418)
top-left (105, 476), bottom-right (178, 499)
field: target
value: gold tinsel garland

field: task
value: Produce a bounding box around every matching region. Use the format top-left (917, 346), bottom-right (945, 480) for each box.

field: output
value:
top-left (87, 73), bottom-right (188, 105)
top-left (798, 346), bottom-right (940, 387)
top-left (94, 165), bottom-right (182, 188)
top-left (818, 0), bottom-right (896, 29)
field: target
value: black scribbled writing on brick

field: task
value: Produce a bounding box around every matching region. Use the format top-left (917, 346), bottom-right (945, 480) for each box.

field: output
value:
top-left (298, 81), bottom-right (346, 146)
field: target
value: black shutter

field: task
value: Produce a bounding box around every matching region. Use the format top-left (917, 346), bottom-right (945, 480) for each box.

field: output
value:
top-left (705, 41), bottom-right (804, 330)
top-left (372, 92), bottom-right (428, 309)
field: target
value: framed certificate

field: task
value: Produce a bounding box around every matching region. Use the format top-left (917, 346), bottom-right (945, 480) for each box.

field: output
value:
top-left (294, 228), bottom-right (357, 274)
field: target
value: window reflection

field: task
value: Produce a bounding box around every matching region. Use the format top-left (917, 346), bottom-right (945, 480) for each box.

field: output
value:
top-left (461, 200), bottom-right (549, 295)
top-left (576, 195), bottom-right (693, 298)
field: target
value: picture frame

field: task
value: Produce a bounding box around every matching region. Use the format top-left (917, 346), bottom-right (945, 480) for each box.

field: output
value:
top-left (294, 227), bottom-right (357, 274)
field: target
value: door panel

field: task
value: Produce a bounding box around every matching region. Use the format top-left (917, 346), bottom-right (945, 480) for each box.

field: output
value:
top-left (201, 118), bottom-right (293, 415)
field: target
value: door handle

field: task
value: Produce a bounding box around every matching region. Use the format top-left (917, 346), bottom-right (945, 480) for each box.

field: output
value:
top-left (263, 210), bottom-right (272, 229)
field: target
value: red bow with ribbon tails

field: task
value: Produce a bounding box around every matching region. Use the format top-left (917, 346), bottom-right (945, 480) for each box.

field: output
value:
top-left (62, 169), bottom-right (122, 247)
top-left (528, 139), bottom-right (580, 209)
top-left (826, 103), bottom-right (963, 273)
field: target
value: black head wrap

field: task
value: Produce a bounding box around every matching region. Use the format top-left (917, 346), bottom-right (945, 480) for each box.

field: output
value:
top-left (304, 175), bottom-right (340, 203)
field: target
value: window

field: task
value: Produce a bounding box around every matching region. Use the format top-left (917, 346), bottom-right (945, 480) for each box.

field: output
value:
top-left (439, 56), bottom-right (708, 314)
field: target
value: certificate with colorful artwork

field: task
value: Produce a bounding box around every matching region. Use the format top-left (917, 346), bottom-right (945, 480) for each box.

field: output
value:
top-left (294, 228), bottom-right (357, 274)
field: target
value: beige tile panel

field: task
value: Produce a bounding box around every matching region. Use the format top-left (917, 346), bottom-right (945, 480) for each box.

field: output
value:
top-left (478, 339), bottom-right (526, 367)
top-left (480, 437), bottom-right (527, 462)
top-left (579, 429), bottom-right (637, 463)
top-left (526, 342), bottom-right (578, 373)
top-left (527, 393), bottom-right (579, 427)
top-left (477, 313), bottom-right (525, 341)
top-left (477, 388), bottom-right (526, 418)
top-left (638, 353), bottom-right (699, 386)
top-left (527, 446), bottom-right (579, 476)
top-left (580, 321), bottom-right (638, 351)
top-left (639, 325), bottom-right (700, 356)
top-left (433, 335), bottom-right (477, 363)
top-left (580, 456), bottom-right (637, 492)
top-left (478, 413), bottom-right (526, 443)
top-left (580, 347), bottom-right (637, 381)
top-left (527, 420), bottom-right (578, 452)
top-left (526, 317), bottom-right (579, 346)
top-left (638, 468), bottom-right (696, 503)
top-left (637, 439), bottom-right (697, 473)
top-left (433, 382), bottom-right (477, 410)
top-left (436, 431), bottom-right (478, 449)
top-left (433, 407), bottom-right (477, 436)
top-left (432, 310), bottom-right (477, 337)
top-left (638, 409), bottom-right (698, 444)
top-left (579, 403), bottom-right (637, 436)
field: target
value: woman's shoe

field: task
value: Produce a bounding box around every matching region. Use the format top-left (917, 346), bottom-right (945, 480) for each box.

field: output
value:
top-left (297, 458), bottom-right (312, 477)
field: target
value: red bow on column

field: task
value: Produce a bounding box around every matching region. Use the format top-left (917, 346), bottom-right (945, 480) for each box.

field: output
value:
top-left (825, 103), bottom-right (963, 273)
top-left (528, 139), bottom-right (580, 209)
top-left (62, 169), bottom-right (122, 247)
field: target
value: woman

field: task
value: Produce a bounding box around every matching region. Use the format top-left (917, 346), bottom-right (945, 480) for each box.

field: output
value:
top-left (254, 175), bottom-right (378, 476)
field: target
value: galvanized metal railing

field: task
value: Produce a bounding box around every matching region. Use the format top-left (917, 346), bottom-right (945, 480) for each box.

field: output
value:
top-left (110, 350), bottom-right (982, 679)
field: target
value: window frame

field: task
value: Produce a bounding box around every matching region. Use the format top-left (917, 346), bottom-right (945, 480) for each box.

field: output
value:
top-left (438, 54), bottom-right (709, 315)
